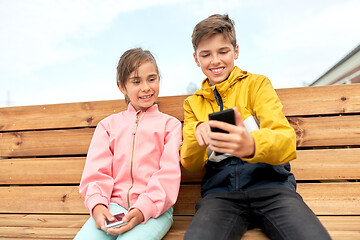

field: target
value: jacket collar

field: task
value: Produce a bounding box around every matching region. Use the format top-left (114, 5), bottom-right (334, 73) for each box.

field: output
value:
top-left (126, 103), bottom-right (159, 115)
top-left (194, 66), bottom-right (248, 100)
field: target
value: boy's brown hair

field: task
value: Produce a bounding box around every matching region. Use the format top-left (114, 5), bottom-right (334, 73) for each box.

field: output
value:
top-left (192, 14), bottom-right (237, 52)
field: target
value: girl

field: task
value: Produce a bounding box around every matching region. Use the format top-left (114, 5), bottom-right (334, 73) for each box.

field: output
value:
top-left (75, 48), bottom-right (182, 240)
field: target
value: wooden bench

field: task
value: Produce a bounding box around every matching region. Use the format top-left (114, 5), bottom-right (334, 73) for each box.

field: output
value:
top-left (1, 83), bottom-right (360, 239)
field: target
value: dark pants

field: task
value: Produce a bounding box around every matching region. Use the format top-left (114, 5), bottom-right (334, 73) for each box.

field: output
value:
top-left (184, 188), bottom-right (331, 240)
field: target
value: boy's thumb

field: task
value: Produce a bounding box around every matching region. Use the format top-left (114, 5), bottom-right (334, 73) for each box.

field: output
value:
top-left (233, 107), bottom-right (245, 127)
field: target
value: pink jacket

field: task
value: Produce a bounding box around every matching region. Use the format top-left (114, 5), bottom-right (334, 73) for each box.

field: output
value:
top-left (79, 104), bottom-right (182, 222)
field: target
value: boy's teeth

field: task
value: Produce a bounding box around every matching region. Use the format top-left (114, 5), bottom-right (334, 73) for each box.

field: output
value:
top-left (212, 68), bottom-right (223, 72)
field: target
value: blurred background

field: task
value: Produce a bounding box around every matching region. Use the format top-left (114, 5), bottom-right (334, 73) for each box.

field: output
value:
top-left (1, 0), bottom-right (359, 107)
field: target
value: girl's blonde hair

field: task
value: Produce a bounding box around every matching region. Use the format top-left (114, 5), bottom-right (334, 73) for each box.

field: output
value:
top-left (116, 48), bottom-right (159, 103)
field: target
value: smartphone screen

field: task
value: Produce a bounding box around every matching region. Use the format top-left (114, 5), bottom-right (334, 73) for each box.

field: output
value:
top-left (208, 108), bottom-right (235, 133)
top-left (105, 213), bottom-right (126, 229)
top-left (208, 109), bottom-right (236, 155)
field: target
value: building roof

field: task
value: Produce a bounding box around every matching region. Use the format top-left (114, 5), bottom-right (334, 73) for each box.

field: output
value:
top-left (310, 43), bottom-right (360, 86)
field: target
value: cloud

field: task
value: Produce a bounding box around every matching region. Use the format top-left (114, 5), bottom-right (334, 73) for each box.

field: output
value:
top-left (0, 0), bottom-right (183, 76)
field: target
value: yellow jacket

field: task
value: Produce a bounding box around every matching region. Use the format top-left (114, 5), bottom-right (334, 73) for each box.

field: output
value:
top-left (180, 67), bottom-right (297, 172)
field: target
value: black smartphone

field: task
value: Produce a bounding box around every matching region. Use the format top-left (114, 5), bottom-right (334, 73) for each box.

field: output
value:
top-left (105, 213), bottom-right (127, 229)
top-left (208, 108), bottom-right (235, 133)
top-left (208, 108), bottom-right (236, 155)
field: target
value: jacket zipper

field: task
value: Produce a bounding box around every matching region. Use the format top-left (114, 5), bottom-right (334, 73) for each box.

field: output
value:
top-left (214, 87), bottom-right (224, 111)
top-left (127, 115), bottom-right (140, 209)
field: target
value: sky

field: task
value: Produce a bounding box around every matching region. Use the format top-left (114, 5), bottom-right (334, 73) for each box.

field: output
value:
top-left (0, 0), bottom-right (359, 108)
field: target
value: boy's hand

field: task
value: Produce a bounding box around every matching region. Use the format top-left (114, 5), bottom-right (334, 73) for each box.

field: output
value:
top-left (92, 204), bottom-right (115, 232)
top-left (208, 108), bottom-right (255, 158)
top-left (195, 122), bottom-right (211, 146)
top-left (107, 208), bottom-right (144, 235)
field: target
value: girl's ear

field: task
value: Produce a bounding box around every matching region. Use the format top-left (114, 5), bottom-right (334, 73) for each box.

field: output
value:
top-left (117, 82), bottom-right (127, 95)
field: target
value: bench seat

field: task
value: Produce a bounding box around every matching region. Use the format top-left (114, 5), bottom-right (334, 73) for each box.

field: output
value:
top-left (1, 84), bottom-right (360, 239)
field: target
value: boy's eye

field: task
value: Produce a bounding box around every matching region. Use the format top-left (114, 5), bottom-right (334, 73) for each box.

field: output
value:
top-left (201, 54), bottom-right (209, 58)
top-left (220, 51), bottom-right (229, 54)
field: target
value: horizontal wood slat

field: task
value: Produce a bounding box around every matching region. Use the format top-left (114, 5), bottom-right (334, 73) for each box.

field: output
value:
top-left (0, 96), bottom-right (189, 132)
top-left (0, 215), bottom-right (359, 240)
top-left (1, 148), bottom-right (360, 185)
top-left (0, 157), bottom-right (85, 185)
top-left (277, 83), bottom-right (360, 117)
top-left (1, 183), bottom-right (359, 215)
top-left (291, 148), bottom-right (360, 180)
top-left (1, 84), bottom-right (359, 132)
top-left (289, 115), bottom-right (360, 147)
top-left (2, 115), bottom-right (360, 157)
top-left (0, 128), bottom-right (94, 157)
top-left (0, 99), bottom-right (128, 132)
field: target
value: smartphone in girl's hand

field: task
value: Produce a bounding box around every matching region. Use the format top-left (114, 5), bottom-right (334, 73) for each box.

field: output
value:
top-left (105, 213), bottom-right (127, 229)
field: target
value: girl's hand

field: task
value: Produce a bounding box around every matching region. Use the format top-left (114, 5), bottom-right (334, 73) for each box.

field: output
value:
top-left (208, 108), bottom-right (255, 158)
top-left (195, 122), bottom-right (211, 146)
top-left (92, 204), bottom-right (115, 232)
top-left (107, 208), bottom-right (144, 235)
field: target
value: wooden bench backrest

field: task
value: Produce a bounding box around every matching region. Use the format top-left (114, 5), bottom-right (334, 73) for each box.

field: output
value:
top-left (1, 84), bottom-right (360, 218)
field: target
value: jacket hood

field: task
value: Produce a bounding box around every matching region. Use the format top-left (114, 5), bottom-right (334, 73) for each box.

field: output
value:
top-left (194, 66), bottom-right (248, 100)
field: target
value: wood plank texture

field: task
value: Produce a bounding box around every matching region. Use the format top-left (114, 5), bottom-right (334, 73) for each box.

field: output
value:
top-left (1, 148), bottom-right (360, 185)
top-left (1, 84), bottom-right (359, 132)
top-left (291, 148), bottom-right (360, 180)
top-left (0, 99), bottom-right (128, 132)
top-left (0, 128), bottom-right (94, 157)
top-left (0, 215), bottom-right (359, 240)
top-left (0, 157), bottom-right (85, 184)
top-left (2, 115), bottom-right (360, 157)
top-left (289, 115), bottom-right (360, 147)
top-left (277, 83), bottom-right (360, 117)
top-left (1, 183), bottom-right (359, 215)
top-left (0, 84), bottom-right (360, 239)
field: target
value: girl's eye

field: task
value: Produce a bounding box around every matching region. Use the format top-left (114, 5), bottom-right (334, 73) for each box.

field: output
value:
top-left (220, 51), bottom-right (228, 54)
top-left (132, 80), bottom-right (140, 84)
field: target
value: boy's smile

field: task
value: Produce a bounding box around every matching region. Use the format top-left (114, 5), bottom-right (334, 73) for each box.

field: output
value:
top-left (194, 34), bottom-right (239, 86)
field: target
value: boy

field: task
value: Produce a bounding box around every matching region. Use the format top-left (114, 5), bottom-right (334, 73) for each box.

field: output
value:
top-left (180, 14), bottom-right (331, 240)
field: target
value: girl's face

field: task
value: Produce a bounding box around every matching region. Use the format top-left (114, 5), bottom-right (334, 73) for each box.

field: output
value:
top-left (119, 60), bottom-right (160, 112)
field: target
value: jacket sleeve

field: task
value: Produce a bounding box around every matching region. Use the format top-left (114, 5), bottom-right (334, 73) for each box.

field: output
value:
top-left (242, 77), bottom-right (297, 165)
top-left (180, 98), bottom-right (208, 172)
top-left (131, 118), bottom-right (182, 223)
top-left (79, 121), bottom-right (114, 216)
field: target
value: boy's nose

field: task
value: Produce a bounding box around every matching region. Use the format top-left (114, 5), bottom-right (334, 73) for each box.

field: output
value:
top-left (211, 54), bottom-right (221, 65)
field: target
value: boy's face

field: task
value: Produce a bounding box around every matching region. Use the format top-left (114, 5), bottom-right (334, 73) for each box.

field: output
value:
top-left (194, 34), bottom-right (239, 86)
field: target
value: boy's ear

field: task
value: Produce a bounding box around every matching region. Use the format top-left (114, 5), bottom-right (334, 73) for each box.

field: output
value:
top-left (193, 52), bottom-right (201, 67)
top-left (234, 44), bottom-right (239, 60)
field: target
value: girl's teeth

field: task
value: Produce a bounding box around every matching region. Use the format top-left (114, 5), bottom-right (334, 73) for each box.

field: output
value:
top-left (140, 95), bottom-right (151, 99)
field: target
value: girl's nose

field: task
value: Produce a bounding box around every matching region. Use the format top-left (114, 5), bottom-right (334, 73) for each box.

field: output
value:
top-left (141, 82), bottom-right (150, 92)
